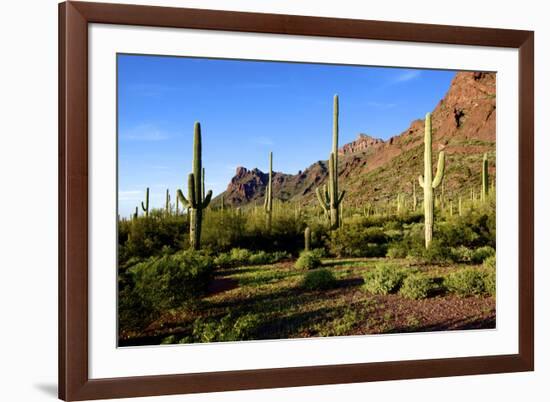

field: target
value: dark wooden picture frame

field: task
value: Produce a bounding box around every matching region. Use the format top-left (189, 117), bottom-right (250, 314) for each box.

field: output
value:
top-left (59, 1), bottom-right (534, 400)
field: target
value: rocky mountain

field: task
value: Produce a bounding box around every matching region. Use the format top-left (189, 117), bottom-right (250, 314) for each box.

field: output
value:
top-left (215, 71), bottom-right (496, 209)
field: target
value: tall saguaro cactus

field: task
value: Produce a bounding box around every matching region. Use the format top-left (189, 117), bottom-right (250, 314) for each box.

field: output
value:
top-left (264, 152), bottom-right (273, 231)
top-left (177, 122), bottom-right (213, 250)
top-left (481, 153), bottom-right (489, 202)
top-left (418, 113), bottom-right (445, 249)
top-left (141, 187), bottom-right (150, 217)
top-left (412, 180), bottom-right (418, 212)
top-left (316, 94), bottom-right (345, 229)
top-left (165, 189), bottom-right (171, 215)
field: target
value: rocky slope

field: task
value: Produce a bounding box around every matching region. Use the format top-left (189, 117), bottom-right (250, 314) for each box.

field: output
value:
top-left (215, 71), bottom-right (496, 209)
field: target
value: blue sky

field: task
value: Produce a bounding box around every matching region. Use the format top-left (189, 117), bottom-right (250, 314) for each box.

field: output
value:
top-left (118, 54), bottom-right (456, 217)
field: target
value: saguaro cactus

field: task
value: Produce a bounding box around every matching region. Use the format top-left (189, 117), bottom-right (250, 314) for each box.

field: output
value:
top-left (175, 193), bottom-right (179, 216)
top-left (412, 180), bottom-right (418, 212)
top-left (133, 206), bottom-right (138, 220)
top-left (177, 122), bottom-right (213, 250)
top-left (481, 153), bottom-right (489, 202)
top-left (316, 94), bottom-right (345, 229)
top-left (396, 194), bottom-right (403, 214)
top-left (418, 113), bottom-right (445, 249)
top-left (141, 187), bottom-right (150, 217)
top-left (264, 151), bottom-right (273, 231)
top-left (165, 189), bottom-right (171, 215)
top-left (304, 227), bottom-right (311, 252)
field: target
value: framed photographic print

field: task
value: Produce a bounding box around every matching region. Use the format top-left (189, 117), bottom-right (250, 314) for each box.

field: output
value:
top-left (59, 1), bottom-right (534, 400)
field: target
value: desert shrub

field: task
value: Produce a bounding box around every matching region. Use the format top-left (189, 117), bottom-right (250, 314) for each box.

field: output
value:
top-left (295, 251), bottom-right (322, 270)
top-left (425, 239), bottom-right (453, 263)
top-left (471, 246), bottom-right (495, 264)
top-left (302, 268), bottom-right (337, 291)
top-left (213, 252), bottom-right (234, 267)
top-left (214, 249), bottom-right (290, 268)
top-left (362, 263), bottom-right (407, 295)
top-left (399, 273), bottom-right (434, 300)
top-left (483, 255), bottom-right (496, 270)
top-left (483, 268), bottom-right (496, 296)
top-left (247, 250), bottom-right (271, 265)
top-left (230, 248), bottom-right (252, 264)
top-left (131, 250), bottom-right (214, 313)
top-left (160, 335), bottom-right (177, 344)
top-left (192, 313), bottom-right (261, 342)
top-left (309, 248), bottom-right (327, 259)
top-left (118, 213), bottom-right (188, 266)
top-left (329, 223), bottom-right (388, 257)
top-left (444, 267), bottom-right (491, 297)
top-left (450, 246), bottom-right (474, 263)
top-left (118, 271), bottom-right (154, 332)
top-left (386, 243), bottom-right (408, 259)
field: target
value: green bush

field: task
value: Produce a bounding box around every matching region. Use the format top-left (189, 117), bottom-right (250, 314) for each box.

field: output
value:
top-left (191, 313), bottom-right (261, 342)
top-left (230, 248), bottom-right (252, 264)
top-left (302, 268), bottom-right (337, 291)
top-left (214, 249), bottom-right (290, 268)
top-left (444, 267), bottom-right (492, 297)
top-left (131, 250), bottom-right (214, 313)
top-left (329, 222), bottom-right (388, 257)
top-left (247, 250), bottom-right (271, 265)
top-left (471, 246), bottom-right (495, 264)
top-left (387, 244), bottom-right (408, 259)
top-left (362, 263), bottom-right (407, 295)
top-left (450, 246), bottom-right (474, 263)
top-left (483, 268), bottom-right (496, 296)
top-left (483, 255), bottom-right (496, 270)
top-left (399, 273), bottom-right (434, 300)
top-left (309, 248), bottom-right (327, 259)
top-left (295, 251), bottom-right (322, 270)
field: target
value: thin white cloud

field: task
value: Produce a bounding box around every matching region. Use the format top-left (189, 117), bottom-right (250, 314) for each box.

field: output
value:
top-left (393, 70), bottom-right (421, 83)
top-left (121, 123), bottom-right (169, 141)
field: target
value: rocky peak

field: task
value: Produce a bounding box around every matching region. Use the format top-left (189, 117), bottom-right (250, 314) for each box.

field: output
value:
top-left (338, 133), bottom-right (384, 155)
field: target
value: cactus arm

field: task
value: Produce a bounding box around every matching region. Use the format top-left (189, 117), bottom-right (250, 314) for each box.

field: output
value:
top-left (202, 190), bottom-right (213, 208)
top-left (177, 189), bottom-right (190, 209)
top-left (316, 187), bottom-right (329, 213)
top-left (140, 201), bottom-right (146, 211)
top-left (337, 190), bottom-right (346, 205)
top-left (431, 151), bottom-right (446, 188)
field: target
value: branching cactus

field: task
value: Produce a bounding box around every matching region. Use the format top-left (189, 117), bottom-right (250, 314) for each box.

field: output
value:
top-left (481, 153), bottom-right (489, 202)
top-left (316, 94), bottom-right (345, 229)
top-left (418, 113), bottom-right (445, 249)
top-left (263, 152), bottom-right (273, 231)
top-left (177, 122), bottom-right (213, 250)
top-left (141, 187), bottom-right (150, 217)
top-left (304, 227), bottom-right (311, 251)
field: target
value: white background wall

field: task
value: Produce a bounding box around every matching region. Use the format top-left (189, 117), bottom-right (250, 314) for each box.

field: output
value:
top-left (0, 0), bottom-right (546, 401)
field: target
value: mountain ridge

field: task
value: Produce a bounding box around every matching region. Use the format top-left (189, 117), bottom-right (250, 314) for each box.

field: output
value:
top-left (215, 71), bottom-right (496, 209)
